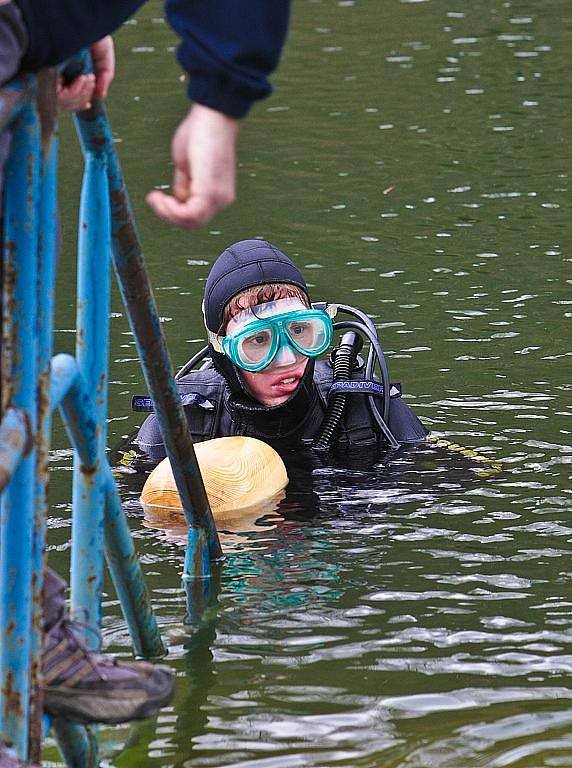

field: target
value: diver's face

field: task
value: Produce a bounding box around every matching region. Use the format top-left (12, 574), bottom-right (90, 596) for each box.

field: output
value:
top-left (240, 348), bottom-right (308, 407)
top-left (224, 296), bottom-right (312, 407)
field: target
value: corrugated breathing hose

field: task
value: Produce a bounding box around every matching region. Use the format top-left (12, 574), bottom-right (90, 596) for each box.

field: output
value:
top-left (313, 331), bottom-right (362, 450)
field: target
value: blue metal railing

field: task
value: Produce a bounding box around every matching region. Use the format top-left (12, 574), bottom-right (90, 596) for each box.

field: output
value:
top-left (1, 79), bottom-right (47, 763)
top-left (0, 59), bottom-right (221, 765)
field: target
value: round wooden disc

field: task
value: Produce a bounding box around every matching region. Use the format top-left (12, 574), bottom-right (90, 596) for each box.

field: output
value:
top-left (140, 436), bottom-right (288, 520)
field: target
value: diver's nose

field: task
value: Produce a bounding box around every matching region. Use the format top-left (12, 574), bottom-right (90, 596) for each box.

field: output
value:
top-left (273, 343), bottom-right (298, 367)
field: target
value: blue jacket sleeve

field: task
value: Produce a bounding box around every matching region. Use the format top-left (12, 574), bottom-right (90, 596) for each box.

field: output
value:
top-left (165, 0), bottom-right (290, 118)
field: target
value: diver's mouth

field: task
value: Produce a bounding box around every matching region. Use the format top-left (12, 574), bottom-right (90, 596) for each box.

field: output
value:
top-left (272, 375), bottom-right (301, 391)
top-left (269, 369), bottom-right (305, 393)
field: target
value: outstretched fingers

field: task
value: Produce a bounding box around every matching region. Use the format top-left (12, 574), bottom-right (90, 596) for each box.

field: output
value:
top-left (146, 189), bottom-right (232, 230)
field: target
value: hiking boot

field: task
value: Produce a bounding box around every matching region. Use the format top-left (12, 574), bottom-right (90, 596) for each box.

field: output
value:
top-left (42, 568), bottom-right (174, 725)
top-left (0, 744), bottom-right (38, 767)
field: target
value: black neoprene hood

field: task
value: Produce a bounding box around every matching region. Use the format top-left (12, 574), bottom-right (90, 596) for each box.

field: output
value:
top-left (203, 239), bottom-right (308, 333)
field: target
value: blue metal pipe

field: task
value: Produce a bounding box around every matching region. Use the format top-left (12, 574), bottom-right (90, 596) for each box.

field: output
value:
top-left (0, 408), bottom-right (30, 493)
top-left (29, 73), bottom-right (59, 759)
top-left (0, 61), bottom-right (167, 762)
top-left (51, 354), bottom-right (165, 657)
top-left (183, 527), bottom-right (212, 625)
top-left (0, 101), bottom-right (40, 759)
top-left (71, 149), bottom-right (111, 646)
top-left (184, 527), bottom-right (211, 583)
top-left (52, 720), bottom-right (98, 768)
top-left (49, 354), bottom-right (81, 415)
top-left (73, 102), bottom-right (222, 573)
top-left (103, 473), bottom-right (165, 658)
top-left (50, 357), bottom-right (99, 471)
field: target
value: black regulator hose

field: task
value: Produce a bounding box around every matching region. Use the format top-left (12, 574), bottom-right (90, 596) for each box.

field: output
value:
top-left (313, 331), bottom-right (362, 451)
top-left (175, 345), bottom-right (210, 380)
top-left (333, 318), bottom-right (394, 430)
top-left (334, 304), bottom-right (393, 423)
top-left (313, 317), bottom-right (400, 450)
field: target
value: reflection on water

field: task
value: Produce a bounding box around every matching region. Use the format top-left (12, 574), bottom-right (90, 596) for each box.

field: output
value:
top-left (141, 495), bottom-right (285, 548)
top-left (43, 0), bottom-right (572, 765)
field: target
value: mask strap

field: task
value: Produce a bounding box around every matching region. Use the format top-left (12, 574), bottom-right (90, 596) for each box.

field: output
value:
top-left (206, 327), bottom-right (224, 353)
top-left (311, 301), bottom-right (338, 319)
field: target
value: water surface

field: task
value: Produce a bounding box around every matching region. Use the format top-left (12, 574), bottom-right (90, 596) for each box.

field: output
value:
top-left (46, 1), bottom-right (571, 765)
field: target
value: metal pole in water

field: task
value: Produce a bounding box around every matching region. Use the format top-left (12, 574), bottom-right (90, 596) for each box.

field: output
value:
top-left (28, 71), bottom-right (59, 760)
top-left (52, 720), bottom-right (98, 768)
top-left (103, 475), bottom-right (166, 657)
top-left (0, 67), bottom-right (168, 764)
top-left (73, 101), bottom-right (222, 575)
top-left (0, 408), bottom-right (29, 491)
top-left (50, 353), bottom-right (165, 658)
top-left (71, 141), bottom-right (111, 645)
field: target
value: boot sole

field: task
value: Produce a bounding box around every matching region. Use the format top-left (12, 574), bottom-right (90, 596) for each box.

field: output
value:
top-left (44, 668), bottom-right (175, 725)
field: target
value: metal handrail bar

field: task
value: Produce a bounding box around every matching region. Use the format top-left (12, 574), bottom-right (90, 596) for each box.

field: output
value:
top-left (0, 94), bottom-right (44, 760)
top-left (0, 66), bottom-right (165, 764)
top-left (51, 353), bottom-right (165, 659)
top-left (73, 93), bottom-right (223, 569)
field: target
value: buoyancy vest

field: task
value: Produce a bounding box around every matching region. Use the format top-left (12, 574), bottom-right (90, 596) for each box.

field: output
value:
top-left (134, 360), bottom-right (427, 461)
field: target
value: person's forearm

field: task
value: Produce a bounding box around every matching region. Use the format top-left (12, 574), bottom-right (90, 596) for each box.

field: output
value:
top-left (149, 0), bottom-right (290, 229)
top-left (165, 0), bottom-right (291, 118)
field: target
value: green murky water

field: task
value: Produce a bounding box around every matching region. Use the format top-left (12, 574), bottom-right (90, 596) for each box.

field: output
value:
top-left (46, 0), bottom-right (571, 765)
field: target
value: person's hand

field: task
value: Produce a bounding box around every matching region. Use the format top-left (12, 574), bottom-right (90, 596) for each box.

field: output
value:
top-left (90, 36), bottom-right (115, 99)
top-left (56, 72), bottom-right (96, 112)
top-left (56, 36), bottom-right (115, 112)
top-left (146, 103), bottom-right (240, 229)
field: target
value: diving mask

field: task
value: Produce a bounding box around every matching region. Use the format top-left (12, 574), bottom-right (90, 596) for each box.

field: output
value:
top-left (208, 297), bottom-right (336, 372)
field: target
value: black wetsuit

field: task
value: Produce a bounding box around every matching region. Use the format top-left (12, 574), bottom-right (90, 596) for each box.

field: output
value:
top-left (135, 360), bottom-right (428, 462)
top-left (136, 240), bottom-right (428, 463)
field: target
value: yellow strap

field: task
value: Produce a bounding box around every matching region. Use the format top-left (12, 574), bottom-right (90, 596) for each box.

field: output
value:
top-left (427, 435), bottom-right (502, 475)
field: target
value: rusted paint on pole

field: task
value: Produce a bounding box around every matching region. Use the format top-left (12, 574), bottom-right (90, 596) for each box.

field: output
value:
top-left (51, 354), bottom-right (165, 658)
top-left (1, 59), bottom-right (170, 764)
top-left (52, 719), bottom-right (98, 768)
top-left (28, 70), bottom-right (59, 762)
top-left (0, 408), bottom-right (30, 493)
top-left (103, 473), bottom-right (166, 658)
top-left (73, 98), bottom-right (222, 570)
top-left (71, 144), bottom-right (111, 646)
top-left (0, 99), bottom-right (40, 760)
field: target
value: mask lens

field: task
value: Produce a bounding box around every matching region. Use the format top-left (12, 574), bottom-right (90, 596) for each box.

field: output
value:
top-left (236, 326), bottom-right (275, 367)
top-left (285, 316), bottom-right (328, 354)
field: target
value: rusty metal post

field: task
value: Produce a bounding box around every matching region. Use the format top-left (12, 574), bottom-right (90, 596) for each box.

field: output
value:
top-left (0, 99), bottom-right (40, 759)
top-left (70, 142), bottom-right (111, 646)
top-left (0, 408), bottom-right (29, 493)
top-left (25, 71), bottom-right (60, 762)
top-left (1, 64), bottom-right (169, 765)
top-left (102, 474), bottom-right (166, 657)
top-left (73, 100), bottom-right (223, 576)
top-left (52, 719), bottom-right (98, 768)
top-left (50, 354), bottom-right (165, 658)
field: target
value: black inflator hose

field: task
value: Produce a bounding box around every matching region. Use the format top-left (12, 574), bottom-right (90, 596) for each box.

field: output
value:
top-left (175, 346), bottom-right (210, 380)
top-left (313, 331), bottom-right (362, 451)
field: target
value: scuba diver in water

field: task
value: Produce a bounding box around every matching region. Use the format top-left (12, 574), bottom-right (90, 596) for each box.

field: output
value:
top-left (135, 239), bottom-right (427, 461)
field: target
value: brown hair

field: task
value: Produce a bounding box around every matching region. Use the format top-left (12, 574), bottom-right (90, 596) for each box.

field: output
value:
top-left (220, 283), bottom-right (310, 332)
